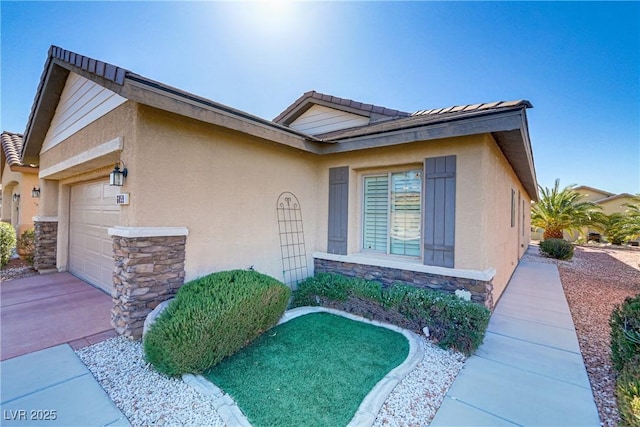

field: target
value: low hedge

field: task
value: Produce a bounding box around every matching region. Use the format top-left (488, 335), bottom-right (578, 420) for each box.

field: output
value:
top-left (0, 221), bottom-right (16, 267)
top-left (616, 355), bottom-right (640, 427)
top-left (293, 273), bottom-right (490, 356)
top-left (539, 238), bottom-right (574, 260)
top-left (144, 269), bottom-right (290, 377)
top-left (610, 295), bottom-right (640, 372)
top-left (610, 295), bottom-right (640, 426)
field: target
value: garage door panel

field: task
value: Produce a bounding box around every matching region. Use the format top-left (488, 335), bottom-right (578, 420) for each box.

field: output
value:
top-left (69, 180), bottom-right (118, 293)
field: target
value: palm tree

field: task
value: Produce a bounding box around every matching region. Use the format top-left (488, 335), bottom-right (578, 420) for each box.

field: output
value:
top-left (531, 179), bottom-right (605, 240)
top-left (620, 194), bottom-right (640, 241)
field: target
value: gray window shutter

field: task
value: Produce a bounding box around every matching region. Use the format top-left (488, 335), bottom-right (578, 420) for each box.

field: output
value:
top-left (423, 156), bottom-right (456, 267)
top-left (327, 166), bottom-right (349, 255)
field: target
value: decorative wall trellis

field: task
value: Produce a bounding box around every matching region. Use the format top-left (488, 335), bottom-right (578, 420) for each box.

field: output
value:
top-left (276, 192), bottom-right (309, 288)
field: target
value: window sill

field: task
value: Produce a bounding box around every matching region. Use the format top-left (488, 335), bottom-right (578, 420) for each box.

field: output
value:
top-left (312, 252), bottom-right (495, 282)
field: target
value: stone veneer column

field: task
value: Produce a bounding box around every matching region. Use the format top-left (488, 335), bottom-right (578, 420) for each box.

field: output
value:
top-left (33, 217), bottom-right (58, 272)
top-left (109, 227), bottom-right (189, 339)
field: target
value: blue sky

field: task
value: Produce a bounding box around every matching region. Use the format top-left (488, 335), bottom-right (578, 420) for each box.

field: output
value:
top-left (1, 1), bottom-right (639, 195)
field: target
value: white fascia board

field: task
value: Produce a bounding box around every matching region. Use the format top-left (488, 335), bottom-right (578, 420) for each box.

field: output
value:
top-left (107, 226), bottom-right (189, 238)
top-left (313, 252), bottom-right (496, 282)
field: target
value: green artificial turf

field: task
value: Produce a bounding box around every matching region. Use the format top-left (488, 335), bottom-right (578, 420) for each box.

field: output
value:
top-left (205, 312), bottom-right (409, 427)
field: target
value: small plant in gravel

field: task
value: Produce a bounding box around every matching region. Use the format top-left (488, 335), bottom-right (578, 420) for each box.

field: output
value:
top-left (539, 238), bottom-right (574, 260)
top-left (16, 228), bottom-right (36, 264)
top-left (293, 273), bottom-right (490, 355)
top-left (144, 269), bottom-right (290, 377)
top-left (616, 355), bottom-right (640, 427)
top-left (0, 222), bottom-right (17, 267)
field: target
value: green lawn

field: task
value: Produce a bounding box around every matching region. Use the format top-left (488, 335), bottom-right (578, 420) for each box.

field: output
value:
top-left (205, 312), bottom-right (409, 427)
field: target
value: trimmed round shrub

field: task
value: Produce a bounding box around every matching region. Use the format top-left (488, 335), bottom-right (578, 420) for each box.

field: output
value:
top-left (610, 295), bottom-right (640, 372)
top-left (0, 222), bottom-right (17, 267)
top-left (539, 238), bottom-right (574, 260)
top-left (144, 269), bottom-right (291, 376)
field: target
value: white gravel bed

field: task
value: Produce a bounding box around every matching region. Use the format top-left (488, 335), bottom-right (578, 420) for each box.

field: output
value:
top-left (373, 337), bottom-right (465, 426)
top-left (75, 337), bottom-right (225, 427)
top-left (77, 331), bottom-right (465, 426)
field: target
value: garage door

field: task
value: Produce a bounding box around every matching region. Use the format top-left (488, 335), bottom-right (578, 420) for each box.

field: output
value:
top-left (69, 180), bottom-right (119, 293)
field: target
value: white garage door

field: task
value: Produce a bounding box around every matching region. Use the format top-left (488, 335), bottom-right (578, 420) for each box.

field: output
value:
top-left (69, 180), bottom-right (119, 293)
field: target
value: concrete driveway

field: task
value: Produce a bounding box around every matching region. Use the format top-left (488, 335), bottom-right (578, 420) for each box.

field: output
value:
top-left (1, 272), bottom-right (116, 361)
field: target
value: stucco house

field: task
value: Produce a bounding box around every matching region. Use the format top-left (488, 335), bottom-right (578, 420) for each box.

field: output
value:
top-left (573, 185), bottom-right (637, 243)
top-left (1, 131), bottom-right (39, 238)
top-left (20, 46), bottom-right (537, 337)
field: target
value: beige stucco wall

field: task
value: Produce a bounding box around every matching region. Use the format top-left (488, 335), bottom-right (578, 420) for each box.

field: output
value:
top-left (34, 99), bottom-right (533, 300)
top-left (316, 133), bottom-right (531, 303)
top-left (124, 104), bottom-right (320, 283)
top-left (479, 134), bottom-right (531, 300)
top-left (1, 166), bottom-right (39, 236)
top-left (316, 135), bottom-right (487, 270)
top-left (575, 188), bottom-right (611, 204)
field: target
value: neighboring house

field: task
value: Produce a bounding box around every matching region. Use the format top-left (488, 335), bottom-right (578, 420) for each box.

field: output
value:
top-left (531, 185), bottom-right (638, 242)
top-left (20, 46), bottom-right (537, 337)
top-left (573, 185), bottom-right (637, 243)
top-left (1, 131), bottom-right (39, 237)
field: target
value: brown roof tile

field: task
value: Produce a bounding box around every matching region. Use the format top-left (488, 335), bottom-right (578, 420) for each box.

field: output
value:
top-left (1, 131), bottom-right (24, 166)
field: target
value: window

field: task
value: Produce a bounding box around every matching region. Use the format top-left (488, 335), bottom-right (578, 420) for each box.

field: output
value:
top-left (363, 170), bottom-right (422, 257)
top-left (511, 189), bottom-right (516, 227)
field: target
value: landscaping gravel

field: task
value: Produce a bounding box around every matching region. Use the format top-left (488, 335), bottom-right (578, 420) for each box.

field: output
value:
top-left (77, 326), bottom-right (465, 426)
top-left (76, 337), bottom-right (225, 427)
top-left (525, 243), bottom-right (640, 427)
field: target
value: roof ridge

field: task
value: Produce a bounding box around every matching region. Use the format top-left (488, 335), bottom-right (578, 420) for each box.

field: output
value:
top-left (273, 90), bottom-right (409, 124)
top-left (412, 100), bottom-right (532, 116)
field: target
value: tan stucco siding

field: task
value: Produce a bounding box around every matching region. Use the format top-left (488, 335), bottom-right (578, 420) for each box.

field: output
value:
top-left (38, 102), bottom-right (136, 180)
top-left (1, 167), bottom-right (39, 235)
top-left (315, 135), bottom-right (489, 271)
top-left (479, 134), bottom-right (531, 300)
top-left (598, 196), bottom-right (635, 215)
top-left (127, 105), bottom-right (320, 282)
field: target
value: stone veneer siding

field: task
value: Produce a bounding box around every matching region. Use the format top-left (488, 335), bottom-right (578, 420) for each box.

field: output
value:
top-left (112, 235), bottom-right (186, 338)
top-left (314, 258), bottom-right (494, 310)
top-left (34, 221), bottom-right (57, 271)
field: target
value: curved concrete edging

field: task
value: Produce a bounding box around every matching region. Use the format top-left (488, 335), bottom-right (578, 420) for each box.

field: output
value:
top-left (183, 306), bottom-right (425, 427)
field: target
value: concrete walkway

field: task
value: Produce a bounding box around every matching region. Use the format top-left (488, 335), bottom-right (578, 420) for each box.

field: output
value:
top-left (431, 260), bottom-right (601, 426)
top-left (1, 273), bottom-right (116, 361)
top-left (1, 344), bottom-right (129, 426)
top-left (1, 273), bottom-right (127, 426)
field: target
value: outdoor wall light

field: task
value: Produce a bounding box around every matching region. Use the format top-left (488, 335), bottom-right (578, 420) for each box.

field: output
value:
top-left (12, 193), bottom-right (20, 202)
top-left (32, 187), bottom-right (41, 198)
top-left (109, 161), bottom-right (128, 186)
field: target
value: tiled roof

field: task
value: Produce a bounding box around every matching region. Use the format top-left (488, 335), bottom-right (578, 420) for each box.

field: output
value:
top-left (317, 100), bottom-right (533, 140)
top-left (1, 131), bottom-right (24, 166)
top-left (412, 100), bottom-right (532, 116)
top-left (274, 90), bottom-right (410, 124)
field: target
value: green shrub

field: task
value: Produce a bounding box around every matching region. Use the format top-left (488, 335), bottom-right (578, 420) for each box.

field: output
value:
top-left (293, 273), bottom-right (490, 355)
top-left (539, 238), bottom-right (574, 260)
top-left (0, 222), bottom-right (17, 267)
top-left (17, 228), bottom-right (36, 264)
top-left (144, 269), bottom-right (291, 377)
top-left (616, 355), bottom-right (640, 427)
top-left (610, 295), bottom-right (640, 372)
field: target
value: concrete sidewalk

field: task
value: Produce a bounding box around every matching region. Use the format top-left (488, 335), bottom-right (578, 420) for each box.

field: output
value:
top-left (0, 344), bottom-right (129, 426)
top-left (431, 260), bottom-right (601, 426)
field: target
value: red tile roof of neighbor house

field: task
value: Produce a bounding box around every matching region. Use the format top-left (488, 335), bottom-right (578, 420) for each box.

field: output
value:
top-left (1, 131), bottom-right (25, 166)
